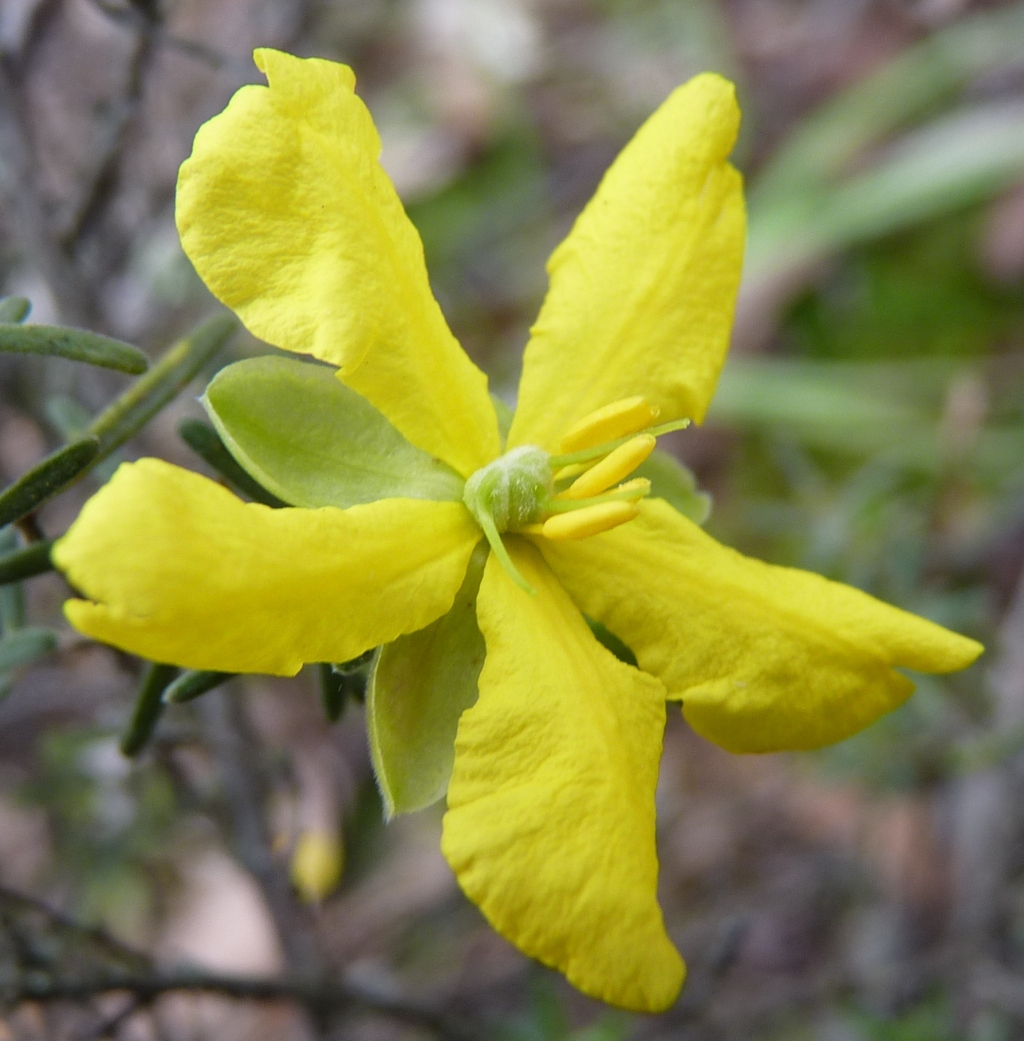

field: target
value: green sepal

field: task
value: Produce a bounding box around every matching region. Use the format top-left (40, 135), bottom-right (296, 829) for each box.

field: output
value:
top-left (0, 325), bottom-right (148, 374)
top-left (177, 418), bottom-right (285, 507)
top-left (368, 541), bottom-right (488, 817)
top-left (0, 297), bottom-right (31, 324)
top-left (120, 663), bottom-right (177, 757)
top-left (633, 448), bottom-right (711, 525)
top-left (203, 356), bottom-right (465, 509)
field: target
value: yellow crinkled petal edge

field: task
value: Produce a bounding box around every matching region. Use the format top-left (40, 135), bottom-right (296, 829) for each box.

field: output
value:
top-left (443, 540), bottom-right (684, 1012)
top-left (176, 49), bottom-right (499, 477)
top-left (509, 73), bottom-right (745, 451)
top-left (54, 458), bottom-right (480, 675)
top-left (541, 499), bottom-right (982, 753)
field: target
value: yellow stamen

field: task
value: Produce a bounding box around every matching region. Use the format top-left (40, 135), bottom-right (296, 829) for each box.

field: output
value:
top-left (553, 462), bottom-right (591, 482)
top-left (558, 397), bottom-right (660, 454)
top-left (559, 435), bottom-right (656, 500)
top-left (542, 501), bottom-right (641, 541)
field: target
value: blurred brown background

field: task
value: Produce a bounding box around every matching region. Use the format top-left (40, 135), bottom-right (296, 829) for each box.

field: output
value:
top-left (0, 0), bottom-right (1023, 1039)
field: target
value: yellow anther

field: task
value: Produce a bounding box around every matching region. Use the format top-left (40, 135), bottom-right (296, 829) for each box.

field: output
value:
top-left (553, 462), bottom-right (591, 482)
top-left (559, 397), bottom-right (661, 453)
top-left (559, 435), bottom-right (656, 500)
top-left (542, 501), bottom-right (641, 541)
top-left (613, 477), bottom-right (651, 499)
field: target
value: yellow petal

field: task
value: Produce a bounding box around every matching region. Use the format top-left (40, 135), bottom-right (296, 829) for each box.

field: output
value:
top-left (176, 49), bottom-right (499, 477)
top-left (542, 499), bottom-right (982, 754)
top-left (508, 74), bottom-right (745, 451)
top-left (53, 459), bottom-right (480, 675)
top-left (442, 541), bottom-right (684, 1012)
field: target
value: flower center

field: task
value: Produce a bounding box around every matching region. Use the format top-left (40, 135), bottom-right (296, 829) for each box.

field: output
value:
top-left (464, 397), bottom-right (690, 593)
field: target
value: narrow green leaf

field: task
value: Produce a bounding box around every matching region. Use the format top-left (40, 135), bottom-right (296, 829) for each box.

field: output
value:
top-left (319, 664), bottom-right (348, 722)
top-left (177, 418), bottom-right (285, 507)
top-left (633, 449), bottom-right (712, 526)
top-left (0, 539), bottom-right (53, 585)
top-left (0, 325), bottom-right (148, 373)
top-left (203, 356), bottom-right (464, 509)
top-left (163, 669), bottom-right (233, 704)
top-left (753, 4), bottom-right (1024, 205)
top-left (0, 437), bottom-right (100, 528)
top-left (120, 663), bottom-right (177, 757)
top-left (0, 297), bottom-right (30, 324)
top-left (0, 626), bottom-right (57, 673)
top-left (87, 314), bottom-right (236, 463)
top-left (368, 542), bottom-right (487, 817)
top-left (587, 619), bottom-right (637, 667)
top-left (44, 396), bottom-right (121, 480)
top-left (0, 527), bottom-right (24, 631)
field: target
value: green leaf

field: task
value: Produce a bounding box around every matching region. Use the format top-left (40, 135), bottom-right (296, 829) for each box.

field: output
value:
top-left (0, 539), bottom-right (53, 586)
top-left (633, 448), bottom-right (711, 525)
top-left (0, 437), bottom-right (100, 528)
top-left (0, 296), bottom-right (30, 324)
top-left (177, 418), bottom-right (285, 507)
top-left (0, 627), bottom-right (57, 673)
top-left (120, 663), bottom-right (177, 757)
top-left (368, 541), bottom-right (487, 817)
top-left (44, 395), bottom-right (121, 481)
top-left (163, 669), bottom-right (233, 705)
top-left (203, 356), bottom-right (465, 509)
top-left (87, 314), bottom-right (235, 464)
top-left (0, 325), bottom-right (148, 374)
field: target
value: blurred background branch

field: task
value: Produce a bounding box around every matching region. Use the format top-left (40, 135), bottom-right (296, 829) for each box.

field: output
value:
top-left (0, 0), bottom-right (1021, 1039)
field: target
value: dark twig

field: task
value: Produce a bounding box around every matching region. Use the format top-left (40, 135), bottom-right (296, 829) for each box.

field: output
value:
top-left (0, 886), bottom-right (149, 968)
top-left (199, 689), bottom-right (322, 978)
top-left (2, 967), bottom-right (485, 1040)
top-left (0, 58), bottom-right (94, 324)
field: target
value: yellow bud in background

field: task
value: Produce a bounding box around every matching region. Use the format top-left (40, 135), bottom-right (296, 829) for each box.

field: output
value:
top-left (290, 830), bottom-right (344, 904)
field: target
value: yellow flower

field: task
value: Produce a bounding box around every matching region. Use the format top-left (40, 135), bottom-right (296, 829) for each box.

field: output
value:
top-left (53, 50), bottom-right (982, 1012)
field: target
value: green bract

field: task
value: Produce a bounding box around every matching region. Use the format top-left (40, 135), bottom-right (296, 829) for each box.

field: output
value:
top-left (368, 543), bottom-right (487, 816)
top-left (203, 356), bottom-right (466, 509)
top-left (634, 450), bottom-right (712, 525)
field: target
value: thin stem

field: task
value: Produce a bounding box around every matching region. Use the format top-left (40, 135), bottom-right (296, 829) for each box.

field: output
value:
top-left (476, 507), bottom-right (535, 595)
top-left (542, 483), bottom-right (650, 514)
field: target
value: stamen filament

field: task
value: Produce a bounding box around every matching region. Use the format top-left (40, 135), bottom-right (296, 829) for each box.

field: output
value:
top-left (548, 418), bottom-right (690, 469)
top-left (544, 478), bottom-right (650, 513)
